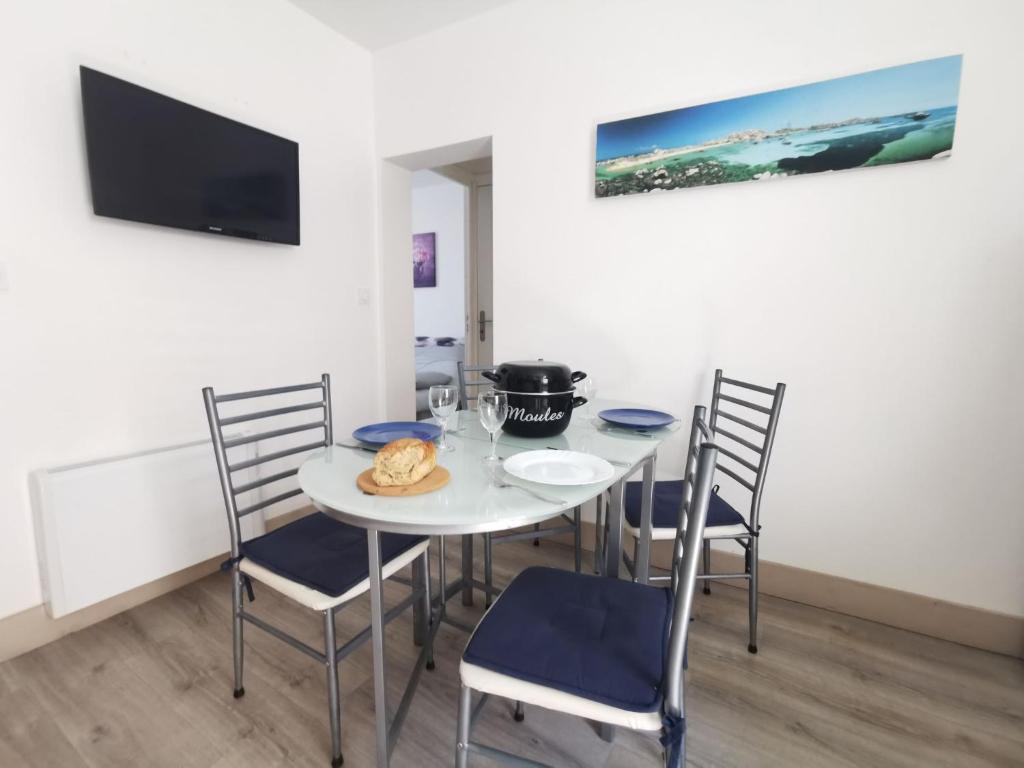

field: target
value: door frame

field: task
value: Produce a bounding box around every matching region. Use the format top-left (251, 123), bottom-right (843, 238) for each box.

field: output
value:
top-left (428, 163), bottom-right (491, 367)
top-left (377, 137), bottom-right (492, 419)
top-left (464, 172), bottom-right (492, 368)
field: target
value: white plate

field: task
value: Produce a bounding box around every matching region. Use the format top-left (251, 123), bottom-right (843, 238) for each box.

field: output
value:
top-left (502, 450), bottom-right (615, 486)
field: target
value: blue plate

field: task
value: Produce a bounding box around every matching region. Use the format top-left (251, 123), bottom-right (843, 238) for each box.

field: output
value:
top-left (598, 408), bottom-right (676, 430)
top-left (352, 421), bottom-right (442, 446)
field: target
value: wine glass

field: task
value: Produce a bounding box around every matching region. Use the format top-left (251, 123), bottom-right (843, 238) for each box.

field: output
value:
top-left (429, 384), bottom-right (459, 452)
top-left (578, 376), bottom-right (597, 419)
top-left (478, 389), bottom-right (509, 464)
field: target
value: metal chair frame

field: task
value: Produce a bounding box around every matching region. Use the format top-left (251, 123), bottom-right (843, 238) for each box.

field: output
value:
top-left (203, 374), bottom-right (433, 768)
top-left (456, 362), bottom-right (584, 608)
top-left (455, 361), bottom-right (496, 412)
top-left (455, 406), bottom-right (718, 768)
top-left (623, 369), bottom-right (785, 653)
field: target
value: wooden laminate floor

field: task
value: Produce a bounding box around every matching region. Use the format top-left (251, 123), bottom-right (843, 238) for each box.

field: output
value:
top-left (1, 536), bottom-right (1022, 768)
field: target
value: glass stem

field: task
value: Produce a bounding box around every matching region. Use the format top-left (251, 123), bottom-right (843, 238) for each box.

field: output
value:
top-left (441, 419), bottom-right (448, 450)
top-left (490, 433), bottom-right (496, 460)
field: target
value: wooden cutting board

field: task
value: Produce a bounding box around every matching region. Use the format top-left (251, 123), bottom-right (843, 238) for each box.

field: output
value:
top-left (356, 466), bottom-right (450, 496)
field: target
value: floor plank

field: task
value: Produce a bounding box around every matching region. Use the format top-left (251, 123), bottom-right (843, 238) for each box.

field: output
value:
top-left (1, 536), bottom-right (1021, 767)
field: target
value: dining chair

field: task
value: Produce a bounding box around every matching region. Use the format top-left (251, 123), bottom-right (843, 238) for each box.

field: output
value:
top-left (454, 406), bottom-right (717, 768)
top-left (456, 361), bottom-right (496, 412)
top-left (202, 374), bottom-right (433, 768)
top-left (622, 369), bottom-right (785, 653)
top-left (457, 361), bottom-right (585, 607)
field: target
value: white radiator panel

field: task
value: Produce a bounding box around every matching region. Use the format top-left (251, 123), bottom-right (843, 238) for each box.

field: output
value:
top-left (30, 439), bottom-right (264, 618)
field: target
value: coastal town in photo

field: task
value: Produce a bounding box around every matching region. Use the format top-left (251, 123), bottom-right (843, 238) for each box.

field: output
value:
top-left (595, 55), bottom-right (962, 197)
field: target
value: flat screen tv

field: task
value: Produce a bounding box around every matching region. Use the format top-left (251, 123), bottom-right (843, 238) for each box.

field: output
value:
top-left (80, 66), bottom-right (300, 245)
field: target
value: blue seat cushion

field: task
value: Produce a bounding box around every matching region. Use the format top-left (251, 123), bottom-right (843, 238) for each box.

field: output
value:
top-left (241, 512), bottom-right (426, 597)
top-left (625, 481), bottom-right (747, 531)
top-left (462, 566), bottom-right (672, 712)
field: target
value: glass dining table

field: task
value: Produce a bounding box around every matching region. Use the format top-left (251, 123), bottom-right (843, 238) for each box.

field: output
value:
top-left (297, 399), bottom-right (680, 768)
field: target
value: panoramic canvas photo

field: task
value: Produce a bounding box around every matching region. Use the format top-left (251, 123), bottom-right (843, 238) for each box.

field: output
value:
top-left (595, 55), bottom-right (962, 198)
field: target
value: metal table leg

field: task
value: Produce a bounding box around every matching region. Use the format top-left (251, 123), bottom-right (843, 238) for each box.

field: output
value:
top-left (435, 535), bottom-right (475, 635)
top-left (598, 469), bottom-right (649, 744)
top-left (602, 480), bottom-right (625, 579)
top-left (484, 533), bottom-right (494, 607)
top-left (599, 480), bottom-right (625, 746)
top-left (461, 533), bottom-right (474, 605)
top-left (367, 529), bottom-right (390, 767)
top-left (412, 553), bottom-right (426, 646)
top-left (636, 454), bottom-right (656, 585)
top-left (365, 532), bottom-right (439, 767)
top-left (438, 535), bottom-right (447, 620)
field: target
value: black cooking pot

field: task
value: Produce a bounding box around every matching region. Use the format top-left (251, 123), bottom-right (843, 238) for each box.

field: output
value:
top-left (482, 360), bottom-right (588, 438)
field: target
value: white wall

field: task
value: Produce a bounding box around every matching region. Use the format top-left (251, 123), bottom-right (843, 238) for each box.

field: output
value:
top-left (0, 0), bottom-right (378, 621)
top-left (373, 0), bottom-right (1024, 616)
top-left (412, 171), bottom-right (467, 338)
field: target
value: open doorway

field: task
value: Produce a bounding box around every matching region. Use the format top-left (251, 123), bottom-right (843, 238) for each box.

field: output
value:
top-left (410, 157), bottom-right (492, 419)
top-left (377, 136), bottom-right (491, 421)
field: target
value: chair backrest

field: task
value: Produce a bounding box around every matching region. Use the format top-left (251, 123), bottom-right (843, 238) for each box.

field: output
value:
top-left (662, 405), bottom-right (717, 719)
top-left (708, 369), bottom-right (785, 532)
top-left (456, 361), bottom-right (497, 410)
top-left (202, 374), bottom-right (333, 559)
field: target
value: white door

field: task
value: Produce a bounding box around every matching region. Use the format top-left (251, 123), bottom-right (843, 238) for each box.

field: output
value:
top-left (474, 182), bottom-right (494, 365)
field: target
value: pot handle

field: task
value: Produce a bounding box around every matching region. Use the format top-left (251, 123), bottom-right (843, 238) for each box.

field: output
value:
top-left (481, 370), bottom-right (500, 383)
top-left (572, 396), bottom-right (588, 409)
top-left (570, 370), bottom-right (587, 383)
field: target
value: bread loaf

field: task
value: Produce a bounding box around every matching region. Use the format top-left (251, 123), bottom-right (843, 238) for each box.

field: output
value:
top-left (372, 438), bottom-right (437, 487)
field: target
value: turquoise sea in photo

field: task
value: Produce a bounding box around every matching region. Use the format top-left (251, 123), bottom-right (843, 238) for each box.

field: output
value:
top-left (595, 56), bottom-right (962, 197)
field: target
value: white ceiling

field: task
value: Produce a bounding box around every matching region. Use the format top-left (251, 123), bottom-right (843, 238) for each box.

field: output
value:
top-left (289, 0), bottom-right (518, 51)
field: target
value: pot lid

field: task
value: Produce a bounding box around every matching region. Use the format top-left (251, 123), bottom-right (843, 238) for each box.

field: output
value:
top-left (490, 360), bottom-right (587, 394)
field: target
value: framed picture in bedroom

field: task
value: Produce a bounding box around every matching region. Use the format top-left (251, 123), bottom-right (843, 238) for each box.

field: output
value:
top-left (413, 232), bottom-right (436, 288)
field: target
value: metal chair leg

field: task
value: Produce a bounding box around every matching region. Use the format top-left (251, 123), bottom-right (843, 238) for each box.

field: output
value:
top-left (667, 617), bottom-right (688, 768)
top-left (513, 700), bottom-right (525, 722)
top-left (593, 495), bottom-right (604, 575)
top-left (419, 549), bottom-right (435, 671)
top-left (702, 540), bottom-right (711, 595)
top-left (456, 684), bottom-right (472, 768)
top-left (484, 533), bottom-right (494, 608)
top-left (532, 522), bottom-right (540, 546)
top-left (626, 536), bottom-right (634, 585)
top-left (573, 506), bottom-right (582, 573)
top-left (231, 568), bottom-right (245, 698)
top-left (748, 537), bottom-right (759, 654)
top-left (663, 720), bottom-right (685, 768)
top-left (323, 607), bottom-right (343, 767)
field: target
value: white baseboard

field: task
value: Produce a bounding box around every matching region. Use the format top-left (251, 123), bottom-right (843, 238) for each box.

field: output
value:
top-left (0, 506), bottom-right (311, 664)
top-left (552, 521), bottom-right (1023, 659)
top-left (4, 512), bottom-right (1021, 662)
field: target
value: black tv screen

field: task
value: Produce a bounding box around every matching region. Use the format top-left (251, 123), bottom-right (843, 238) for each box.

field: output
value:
top-left (80, 66), bottom-right (300, 244)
